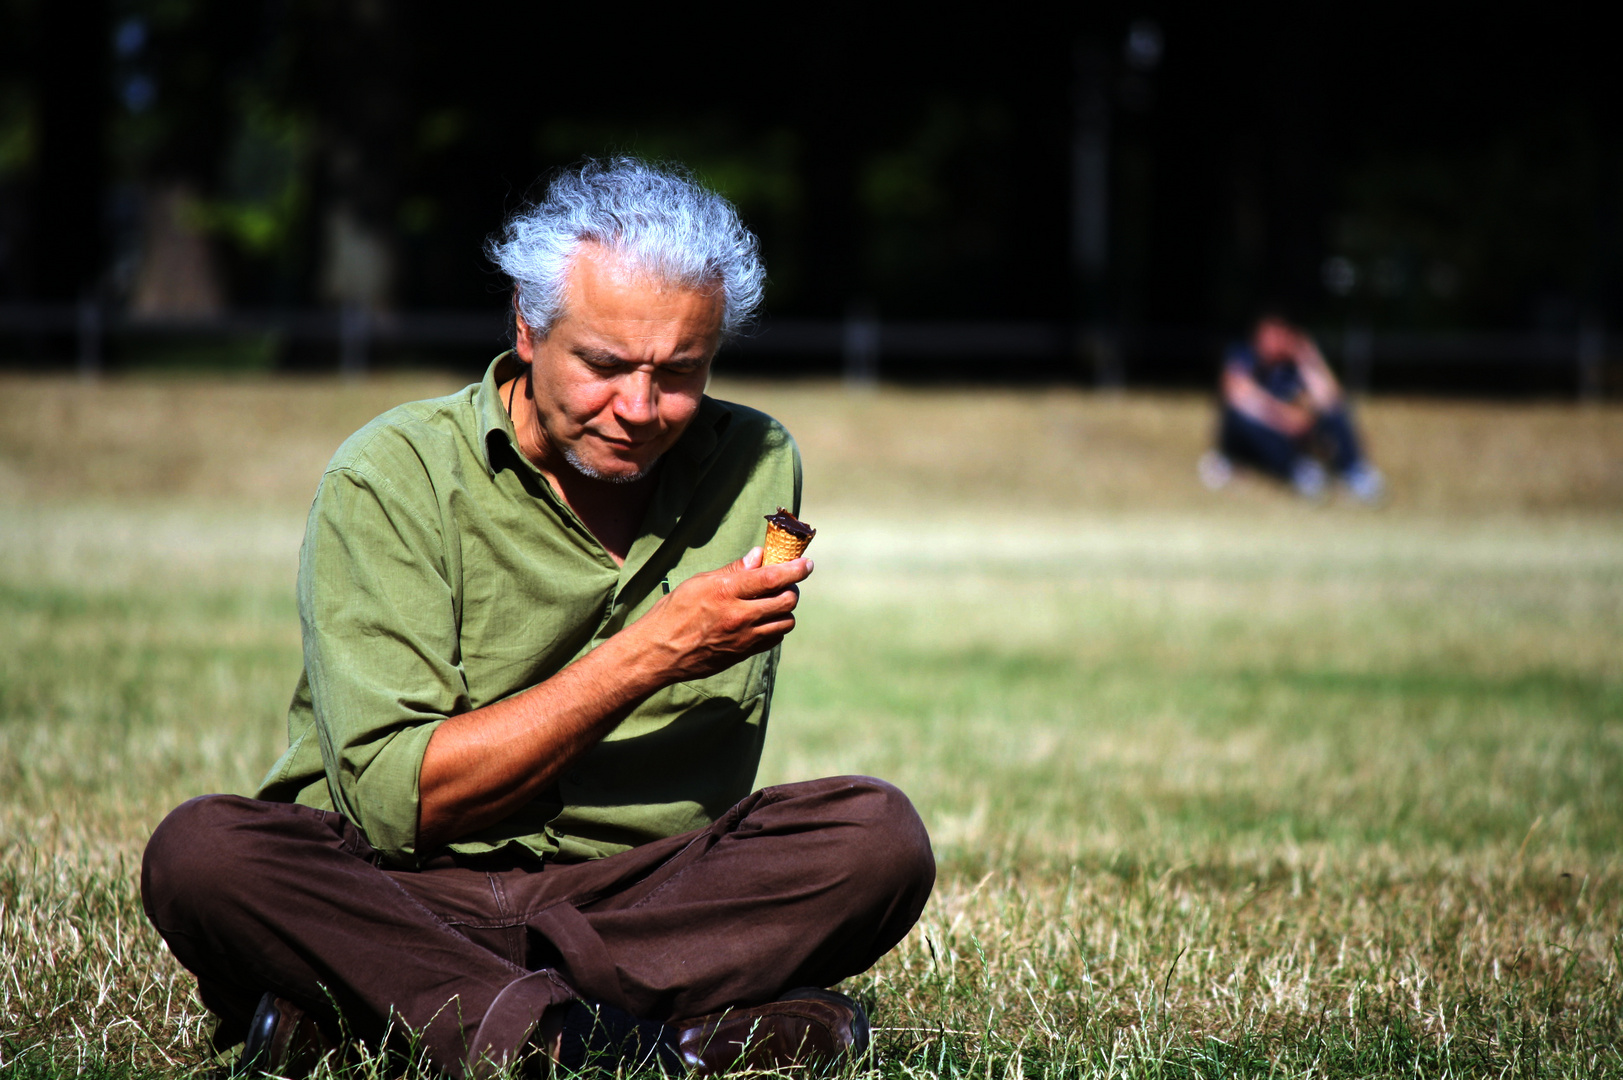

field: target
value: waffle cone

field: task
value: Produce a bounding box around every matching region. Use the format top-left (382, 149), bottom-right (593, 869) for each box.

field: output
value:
top-left (762, 524), bottom-right (813, 565)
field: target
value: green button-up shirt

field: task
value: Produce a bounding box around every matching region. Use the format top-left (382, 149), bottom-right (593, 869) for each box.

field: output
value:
top-left (256, 352), bottom-right (802, 868)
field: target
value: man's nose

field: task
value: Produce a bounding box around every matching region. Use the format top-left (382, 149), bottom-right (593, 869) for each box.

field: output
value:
top-left (613, 370), bottom-right (658, 426)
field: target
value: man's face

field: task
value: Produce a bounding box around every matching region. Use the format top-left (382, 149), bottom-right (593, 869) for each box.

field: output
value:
top-left (515, 243), bottom-right (724, 483)
top-left (1254, 319), bottom-right (1298, 364)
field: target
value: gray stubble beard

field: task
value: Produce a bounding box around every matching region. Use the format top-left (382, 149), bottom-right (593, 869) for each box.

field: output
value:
top-left (562, 445), bottom-right (656, 484)
top-left (528, 365), bottom-right (656, 485)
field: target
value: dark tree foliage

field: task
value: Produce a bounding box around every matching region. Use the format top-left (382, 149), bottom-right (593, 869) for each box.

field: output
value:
top-left (0, 2), bottom-right (1617, 340)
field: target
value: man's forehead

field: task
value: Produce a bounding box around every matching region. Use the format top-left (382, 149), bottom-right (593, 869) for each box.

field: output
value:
top-left (569, 240), bottom-right (719, 301)
top-left (544, 242), bottom-right (723, 346)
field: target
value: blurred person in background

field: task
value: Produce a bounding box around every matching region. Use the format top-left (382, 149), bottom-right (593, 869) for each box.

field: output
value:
top-left (140, 159), bottom-right (933, 1079)
top-left (1198, 313), bottom-right (1385, 501)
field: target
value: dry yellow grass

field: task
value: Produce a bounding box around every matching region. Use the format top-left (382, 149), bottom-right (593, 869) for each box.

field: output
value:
top-left (2, 374), bottom-right (1620, 516)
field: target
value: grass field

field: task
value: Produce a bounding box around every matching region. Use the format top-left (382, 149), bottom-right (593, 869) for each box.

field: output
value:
top-left (2, 374), bottom-right (1621, 1078)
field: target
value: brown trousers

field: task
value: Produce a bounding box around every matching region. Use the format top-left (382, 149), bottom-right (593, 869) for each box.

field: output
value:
top-left (141, 776), bottom-right (934, 1077)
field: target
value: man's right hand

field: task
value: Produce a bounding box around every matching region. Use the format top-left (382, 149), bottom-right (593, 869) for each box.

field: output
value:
top-left (1271, 400), bottom-right (1317, 437)
top-left (627, 546), bottom-right (813, 685)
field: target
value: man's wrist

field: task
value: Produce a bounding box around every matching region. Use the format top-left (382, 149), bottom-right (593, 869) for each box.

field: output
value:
top-left (582, 621), bottom-right (685, 702)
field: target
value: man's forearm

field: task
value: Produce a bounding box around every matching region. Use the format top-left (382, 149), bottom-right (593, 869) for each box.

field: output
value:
top-left (414, 548), bottom-right (808, 851)
top-left (415, 627), bottom-right (673, 849)
top-left (1226, 373), bottom-right (1312, 436)
top-left (1293, 342), bottom-right (1343, 409)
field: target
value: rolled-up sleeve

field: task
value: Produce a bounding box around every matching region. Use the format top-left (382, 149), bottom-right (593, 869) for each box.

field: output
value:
top-left (299, 457), bottom-right (466, 864)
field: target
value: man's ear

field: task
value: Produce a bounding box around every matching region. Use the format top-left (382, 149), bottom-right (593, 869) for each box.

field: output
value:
top-left (514, 315), bottom-right (536, 364)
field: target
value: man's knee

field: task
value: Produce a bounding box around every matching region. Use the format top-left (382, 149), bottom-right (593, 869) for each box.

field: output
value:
top-left (142, 793), bottom-right (351, 942)
top-left (142, 794), bottom-right (258, 934)
top-left (821, 776), bottom-right (936, 906)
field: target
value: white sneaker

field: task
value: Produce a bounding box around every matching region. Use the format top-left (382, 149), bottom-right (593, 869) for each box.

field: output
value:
top-left (1198, 451), bottom-right (1234, 490)
top-left (1290, 458), bottom-right (1327, 499)
top-left (1342, 463), bottom-right (1386, 503)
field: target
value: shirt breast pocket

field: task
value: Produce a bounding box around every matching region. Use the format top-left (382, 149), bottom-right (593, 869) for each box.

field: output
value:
top-left (679, 644), bottom-right (776, 706)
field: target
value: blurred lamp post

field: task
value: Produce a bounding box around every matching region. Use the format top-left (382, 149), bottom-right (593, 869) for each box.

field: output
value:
top-left (843, 300), bottom-right (879, 389)
top-left (1072, 42), bottom-right (1119, 388)
top-left (1578, 314), bottom-right (1605, 402)
top-left (1072, 23), bottom-right (1161, 391)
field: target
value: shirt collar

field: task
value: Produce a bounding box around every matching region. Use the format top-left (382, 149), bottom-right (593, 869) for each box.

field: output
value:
top-left (475, 351), bottom-right (730, 478)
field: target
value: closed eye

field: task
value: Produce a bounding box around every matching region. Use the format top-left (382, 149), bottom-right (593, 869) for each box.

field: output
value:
top-left (572, 348), bottom-right (709, 377)
top-left (575, 348), bottom-right (626, 371)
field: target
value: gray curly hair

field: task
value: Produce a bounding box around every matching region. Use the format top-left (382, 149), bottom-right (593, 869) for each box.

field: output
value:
top-left (486, 158), bottom-right (766, 340)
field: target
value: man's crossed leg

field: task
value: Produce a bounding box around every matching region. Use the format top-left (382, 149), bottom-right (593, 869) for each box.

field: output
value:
top-left (142, 775), bottom-right (934, 1077)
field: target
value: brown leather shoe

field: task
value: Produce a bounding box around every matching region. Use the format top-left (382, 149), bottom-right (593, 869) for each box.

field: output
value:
top-left (674, 988), bottom-right (870, 1075)
top-left (228, 993), bottom-right (337, 1078)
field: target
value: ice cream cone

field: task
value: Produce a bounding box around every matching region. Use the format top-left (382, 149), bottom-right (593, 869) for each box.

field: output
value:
top-left (762, 508), bottom-right (815, 565)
